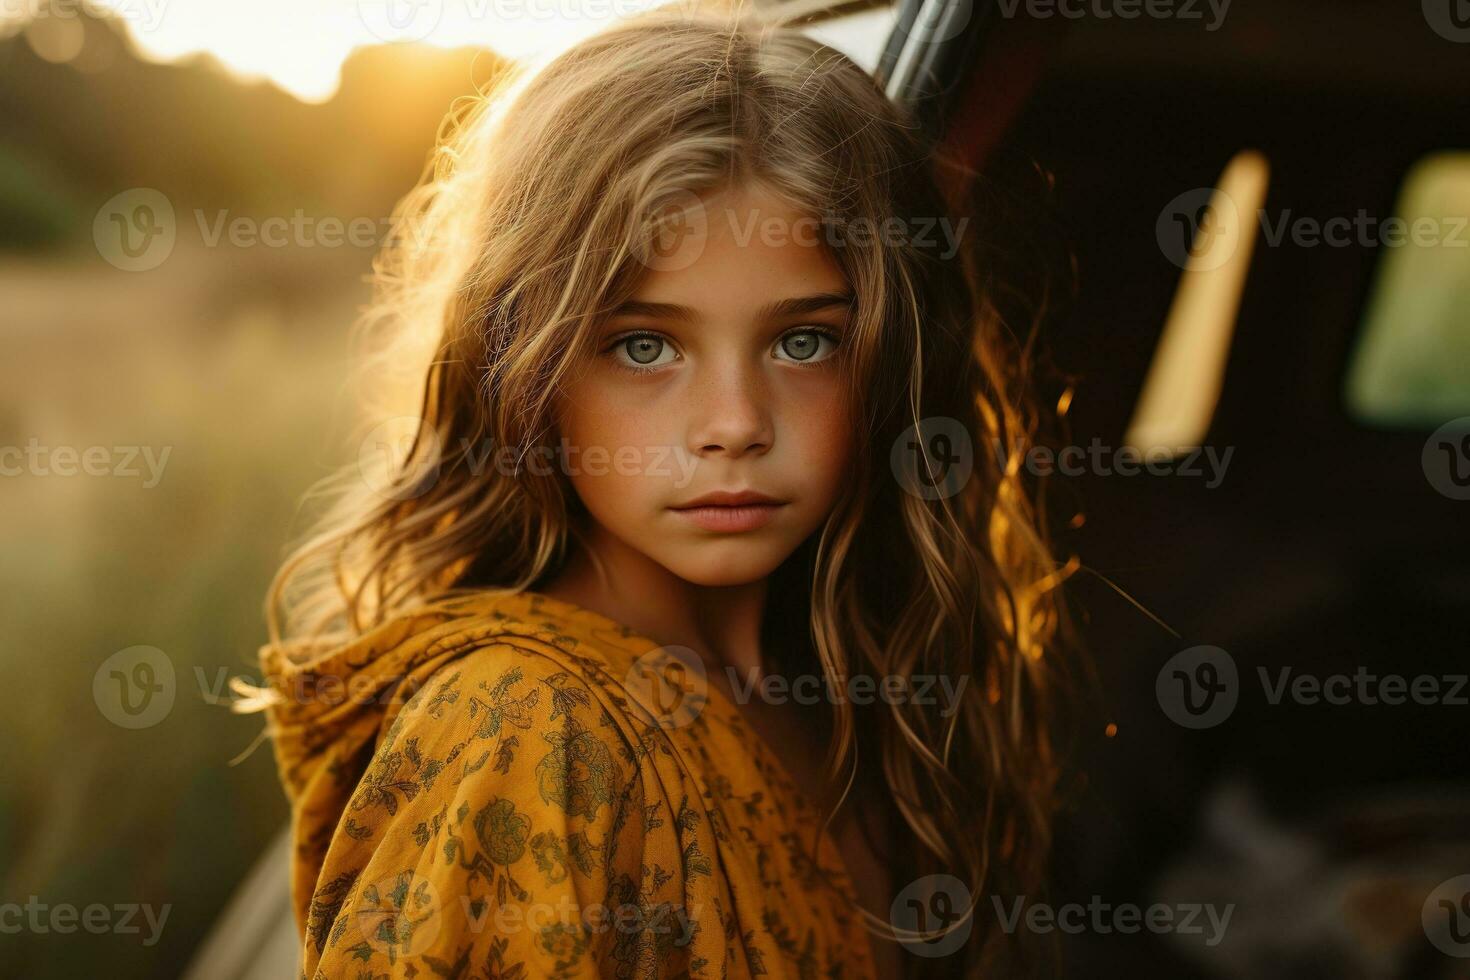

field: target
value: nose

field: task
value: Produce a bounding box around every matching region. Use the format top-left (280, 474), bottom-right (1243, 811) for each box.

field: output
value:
top-left (685, 360), bottom-right (774, 459)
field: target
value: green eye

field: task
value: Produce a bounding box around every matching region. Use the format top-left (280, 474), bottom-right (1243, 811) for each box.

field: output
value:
top-left (624, 335), bottom-right (665, 365)
top-left (774, 329), bottom-right (838, 364)
top-left (606, 331), bottom-right (678, 372)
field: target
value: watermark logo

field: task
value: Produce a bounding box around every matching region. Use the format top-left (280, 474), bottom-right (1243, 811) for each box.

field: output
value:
top-left (94, 197), bottom-right (971, 271)
top-left (623, 644), bottom-right (708, 729)
top-left (354, 871), bottom-right (442, 960)
top-left (93, 188), bottom-right (175, 272)
top-left (93, 645), bottom-right (176, 729)
top-left (1159, 187), bottom-right (1470, 267)
top-left (1159, 649), bottom-right (1470, 729)
top-left (1423, 875), bottom-right (1470, 957)
top-left (633, 189), bottom-right (710, 273)
top-left (1156, 645), bottom-right (1238, 729)
top-left (358, 0), bottom-right (445, 42)
top-left (1423, 0), bottom-right (1470, 42)
top-left (1423, 416), bottom-right (1470, 500)
top-left (94, 193), bottom-right (440, 270)
top-left (358, 416), bottom-right (443, 501)
top-left (1156, 186), bottom-right (1239, 270)
top-left (890, 874), bottom-right (973, 957)
top-left (891, 417), bottom-right (974, 500)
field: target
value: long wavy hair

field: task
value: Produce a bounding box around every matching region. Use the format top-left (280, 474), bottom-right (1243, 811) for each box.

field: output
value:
top-left (258, 5), bottom-right (1077, 974)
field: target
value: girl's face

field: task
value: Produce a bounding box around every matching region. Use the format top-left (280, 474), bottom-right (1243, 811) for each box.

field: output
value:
top-left (554, 183), bottom-right (855, 587)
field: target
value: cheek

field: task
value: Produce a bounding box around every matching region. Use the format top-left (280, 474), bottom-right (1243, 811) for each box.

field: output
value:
top-left (556, 385), bottom-right (669, 518)
top-left (783, 385), bottom-right (854, 505)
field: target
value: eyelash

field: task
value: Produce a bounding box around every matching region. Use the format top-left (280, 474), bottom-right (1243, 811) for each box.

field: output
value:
top-left (602, 330), bottom-right (669, 376)
top-left (602, 327), bottom-right (843, 376)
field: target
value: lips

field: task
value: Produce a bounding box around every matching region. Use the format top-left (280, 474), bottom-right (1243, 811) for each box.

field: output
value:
top-left (671, 489), bottom-right (785, 509)
top-left (669, 490), bottom-right (788, 532)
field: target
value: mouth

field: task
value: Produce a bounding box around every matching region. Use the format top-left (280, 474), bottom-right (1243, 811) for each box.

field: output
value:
top-left (668, 490), bottom-right (788, 532)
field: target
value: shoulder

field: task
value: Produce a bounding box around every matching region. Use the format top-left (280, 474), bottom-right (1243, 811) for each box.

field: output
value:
top-left (386, 588), bottom-right (675, 741)
top-left (408, 636), bottom-right (607, 719)
top-left (377, 616), bottom-right (647, 828)
top-left (395, 606), bottom-right (629, 740)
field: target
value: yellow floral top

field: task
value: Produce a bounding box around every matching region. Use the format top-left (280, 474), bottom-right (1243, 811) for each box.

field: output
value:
top-left (260, 588), bottom-right (878, 978)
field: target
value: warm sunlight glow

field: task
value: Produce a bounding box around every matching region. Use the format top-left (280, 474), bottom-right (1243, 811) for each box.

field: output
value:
top-left (86, 0), bottom-right (682, 102)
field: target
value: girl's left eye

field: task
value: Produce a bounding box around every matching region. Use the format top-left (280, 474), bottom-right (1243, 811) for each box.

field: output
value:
top-left (773, 328), bottom-right (840, 364)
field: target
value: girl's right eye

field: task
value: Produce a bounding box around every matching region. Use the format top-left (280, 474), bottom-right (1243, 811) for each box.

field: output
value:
top-left (605, 331), bottom-right (678, 373)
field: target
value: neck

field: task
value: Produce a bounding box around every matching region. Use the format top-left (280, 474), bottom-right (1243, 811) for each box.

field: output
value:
top-left (540, 522), bottom-right (769, 679)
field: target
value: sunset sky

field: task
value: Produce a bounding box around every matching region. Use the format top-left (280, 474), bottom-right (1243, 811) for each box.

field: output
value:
top-left (90, 0), bottom-right (676, 100)
top-left (46, 0), bottom-right (891, 102)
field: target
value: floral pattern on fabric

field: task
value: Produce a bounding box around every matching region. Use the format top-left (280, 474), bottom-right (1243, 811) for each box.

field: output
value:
top-left (260, 589), bottom-right (877, 978)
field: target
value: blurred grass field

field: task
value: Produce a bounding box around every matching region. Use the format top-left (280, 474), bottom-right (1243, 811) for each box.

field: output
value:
top-left (0, 13), bottom-right (500, 973)
top-left (0, 242), bottom-right (372, 977)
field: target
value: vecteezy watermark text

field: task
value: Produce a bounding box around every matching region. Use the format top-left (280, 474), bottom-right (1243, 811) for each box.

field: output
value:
top-left (1, 440), bottom-right (171, 488)
top-left (887, 874), bottom-right (1233, 959)
top-left (1157, 645), bottom-right (1470, 729)
top-left (358, 419), bottom-right (710, 500)
top-left (625, 646), bottom-right (973, 730)
top-left (995, 438), bottom-right (1234, 488)
top-left (458, 893), bottom-right (698, 946)
top-left (996, 0), bottom-right (1230, 30)
top-left (192, 209), bottom-right (428, 251)
top-left (1, 0), bottom-right (169, 31)
top-left (724, 667), bottom-right (969, 717)
top-left (1158, 187), bottom-right (1470, 269)
top-left (992, 895), bottom-right (1234, 946)
top-left (0, 897), bottom-right (170, 946)
top-left (719, 208), bottom-right (970, 260)
top-left (96, 186), bottom-right (973, 274)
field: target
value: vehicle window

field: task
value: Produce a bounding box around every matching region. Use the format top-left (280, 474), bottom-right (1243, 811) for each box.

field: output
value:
top-left (1124, 149), bottom-right (1269, 455)
top-left (1345, 152), bottom-right (1470, 427)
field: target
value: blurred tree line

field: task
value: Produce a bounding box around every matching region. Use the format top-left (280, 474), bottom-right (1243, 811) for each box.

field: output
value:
top-left (0, 7), bottom-right (505, 255)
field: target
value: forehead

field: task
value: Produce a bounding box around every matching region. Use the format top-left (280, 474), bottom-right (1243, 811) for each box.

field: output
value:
top-left (629, 183), bottom-right (848, 311)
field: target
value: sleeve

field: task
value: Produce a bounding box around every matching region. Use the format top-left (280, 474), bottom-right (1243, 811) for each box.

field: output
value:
top-left (304, 642), bottom-right (678, 979)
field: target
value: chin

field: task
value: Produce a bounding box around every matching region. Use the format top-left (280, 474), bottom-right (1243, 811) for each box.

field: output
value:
top-left (660, 545), bottom-right (793, 588)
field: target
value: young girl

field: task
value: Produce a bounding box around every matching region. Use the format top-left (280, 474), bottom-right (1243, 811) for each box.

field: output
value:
top-left (249, 7), bottom-right (1072, 977)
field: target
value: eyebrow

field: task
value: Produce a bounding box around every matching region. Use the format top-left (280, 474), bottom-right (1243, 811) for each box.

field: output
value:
top-left (607, 290), bottom-right (855, 323)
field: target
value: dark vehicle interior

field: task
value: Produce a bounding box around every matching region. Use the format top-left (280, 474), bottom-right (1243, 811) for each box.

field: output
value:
top-left (892, 0), bottom-right (1470, 974)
